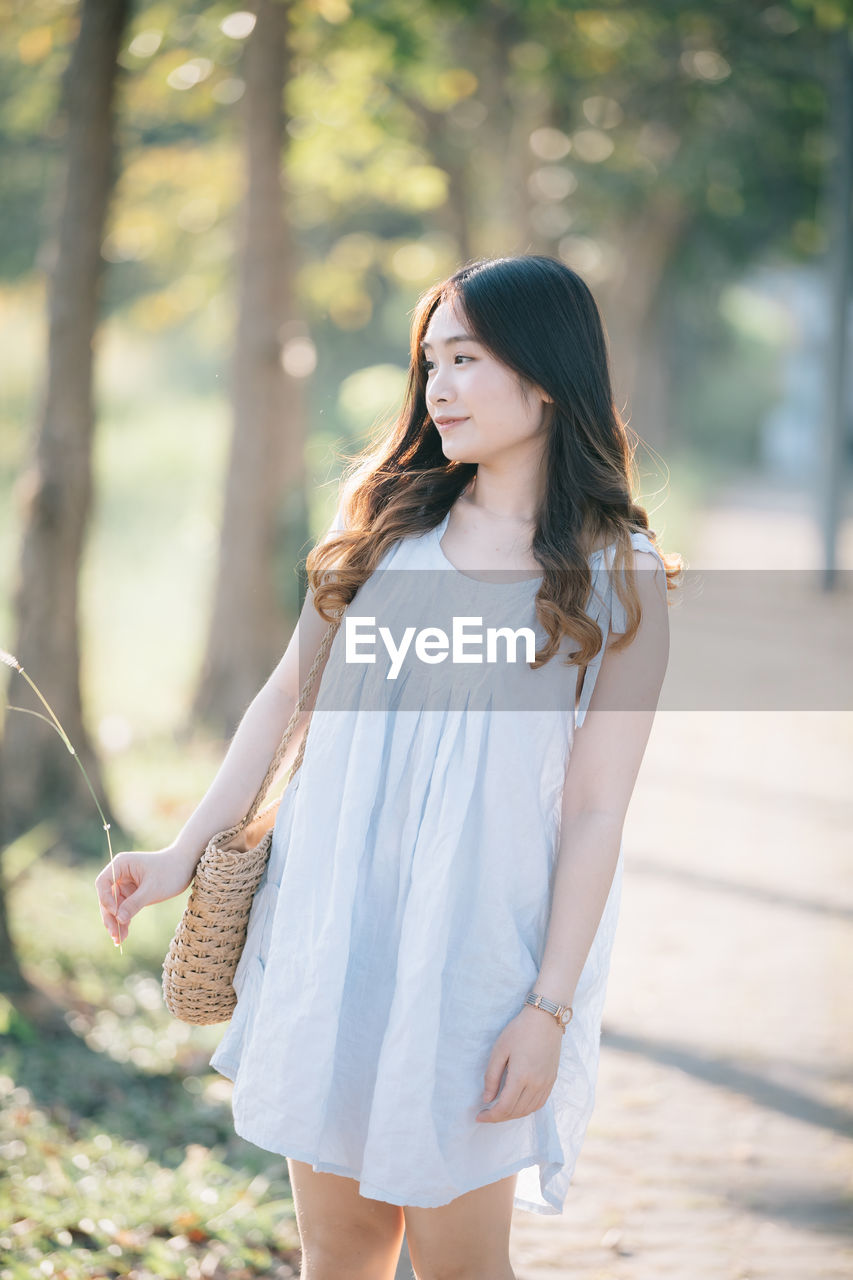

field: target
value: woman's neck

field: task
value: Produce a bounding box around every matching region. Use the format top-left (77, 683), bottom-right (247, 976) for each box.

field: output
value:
top-left (462, 472), bottom-right (540, 524)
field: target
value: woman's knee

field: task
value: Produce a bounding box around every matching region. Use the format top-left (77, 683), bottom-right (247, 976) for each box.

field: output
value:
top-left (287, 1159), bottom-right (405, 1277)
top-left (300, 1232), bottom-right (403, 1280)
top-left (403, 1172), bottom-right (517, 1280)
top-left (408, 1257), bottom-right (515, 1280)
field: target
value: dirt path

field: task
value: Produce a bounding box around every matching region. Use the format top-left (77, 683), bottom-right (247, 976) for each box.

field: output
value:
top-left (506, 473), bottom-right (853, 1278)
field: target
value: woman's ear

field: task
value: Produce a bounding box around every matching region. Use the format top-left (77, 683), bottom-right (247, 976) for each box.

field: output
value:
top-left (522, 375), bottom-right (553, 406)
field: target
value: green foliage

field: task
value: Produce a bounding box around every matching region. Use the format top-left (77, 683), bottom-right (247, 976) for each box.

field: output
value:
top-left (1, 0), bottom-right (828, 800)
top-left (667, 261), bottom-right (788, 467)
top-left (0, 1083), bottom-right (300, 1277)
top-left (0, 0), bottom-right (822, 766)
top-left (0, 0), bottom-right (76, 279)
top-left (1, 859), bottom-right (300, 1278)
top-left (1, 0), bottom-right (838, 310)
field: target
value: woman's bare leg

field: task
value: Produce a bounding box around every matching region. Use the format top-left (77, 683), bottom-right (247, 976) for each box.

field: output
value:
top-left (402, 1172), bottom-right (518, 1280)
top-left (287, 1158), bottom-right (406, 1280)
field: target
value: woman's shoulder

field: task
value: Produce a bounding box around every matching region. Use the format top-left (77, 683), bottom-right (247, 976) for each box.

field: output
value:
top-left (588, 528), bottom-right (666, 569)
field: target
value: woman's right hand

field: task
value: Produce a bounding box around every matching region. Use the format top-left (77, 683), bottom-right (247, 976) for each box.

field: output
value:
top-left (94, 847), bottom-right (199, 947)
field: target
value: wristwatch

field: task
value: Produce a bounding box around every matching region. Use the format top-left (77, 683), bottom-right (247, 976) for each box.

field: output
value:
top-left (525, 990), bottom-right (574, 1033)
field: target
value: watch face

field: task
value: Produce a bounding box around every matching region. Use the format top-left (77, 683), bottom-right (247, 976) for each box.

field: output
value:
top-left (559, 1008), bottom-right (571, 1025)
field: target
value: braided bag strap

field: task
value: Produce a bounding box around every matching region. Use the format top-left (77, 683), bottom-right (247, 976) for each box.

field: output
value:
top-left (161, 613), bottom-right (343, 1025)
top-left (215, 615), bottom-right (341, 847)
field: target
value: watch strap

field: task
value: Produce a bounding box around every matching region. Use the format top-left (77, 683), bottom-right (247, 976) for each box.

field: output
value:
top-left (526, 990), bottom-right (574, 1032)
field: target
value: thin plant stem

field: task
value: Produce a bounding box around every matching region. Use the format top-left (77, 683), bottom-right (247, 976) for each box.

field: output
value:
top-left (1, 649), bottom-right (122, 954)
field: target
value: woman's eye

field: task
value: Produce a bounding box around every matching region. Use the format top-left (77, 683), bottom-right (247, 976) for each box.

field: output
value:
top-left (423, 355), bottom-right (472, 373)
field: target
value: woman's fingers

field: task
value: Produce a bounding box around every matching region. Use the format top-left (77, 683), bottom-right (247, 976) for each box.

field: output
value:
top-left (481, 1051), bottom-right (508, 1105)
top-left (478, 1010), bottom-right (563, 1123)
top-left (94, 849), bottom-right (197, 945)
top-left (478, 1080), bottom-right (549, 1123)
top-left (113, 882), bottom-right (153, 928)
top-left (478, 1071), bottom-right (525, 1122)
top-left (94, 855), bottom-right (142, 941)
top-left (478, 1052), bottom-right (558, 1122)
top-left (95, 860), bottom-right (134, 914)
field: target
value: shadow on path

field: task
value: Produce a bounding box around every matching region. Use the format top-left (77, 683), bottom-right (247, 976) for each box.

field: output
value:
top-left (630, 853), bottom-right (853, 925)
top-left (601, 1025), bottom-right (853, 1138)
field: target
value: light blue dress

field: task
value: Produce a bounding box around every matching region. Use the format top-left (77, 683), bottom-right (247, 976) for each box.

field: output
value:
top-left (210, 503), bottom-right (667, 1215)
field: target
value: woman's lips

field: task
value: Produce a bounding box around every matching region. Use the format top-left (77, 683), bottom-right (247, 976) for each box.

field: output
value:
top-left (435, 416), bottom-right (469, 431)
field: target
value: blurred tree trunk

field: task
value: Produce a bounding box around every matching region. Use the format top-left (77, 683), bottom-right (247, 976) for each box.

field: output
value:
top-left (599, 191), bottom-right (689, 453)
top-left (468, 3), bottom-right (534, 257)
top-left (399, 94), bottom-right (475, 266)
top-left (0, 0), bottom-right (131, 990)
top-left (819, 27), bottom-right (852, 585)
top-left (0, 877), bottom-right (23, 996)
top-left (191, 0), bottom-right (309, 737)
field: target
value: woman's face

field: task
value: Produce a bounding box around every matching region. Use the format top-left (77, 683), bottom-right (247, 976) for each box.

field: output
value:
top-left (421, 298), bottom-right (552, 467)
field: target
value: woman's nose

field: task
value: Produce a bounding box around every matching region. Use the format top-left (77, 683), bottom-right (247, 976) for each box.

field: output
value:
top-left (427, 369), bottom-right (455, 406)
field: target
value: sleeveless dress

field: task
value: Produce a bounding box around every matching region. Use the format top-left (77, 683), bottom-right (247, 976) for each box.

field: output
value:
top-left (209, 503), bottom-right (668, 1216)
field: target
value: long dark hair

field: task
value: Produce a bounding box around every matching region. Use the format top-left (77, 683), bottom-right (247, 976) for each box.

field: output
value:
top-left (308, 254), bottom-right (681, 669)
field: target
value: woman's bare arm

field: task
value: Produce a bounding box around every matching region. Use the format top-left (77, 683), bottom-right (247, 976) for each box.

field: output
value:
top-left (166, 582), bottom-right (336, 869)
top-left (94, 493), bottom-right (345, 943)
top-left (94, 580), bottom-right (338, 941)
top-left (535, 549), bottom-right (670, 1004)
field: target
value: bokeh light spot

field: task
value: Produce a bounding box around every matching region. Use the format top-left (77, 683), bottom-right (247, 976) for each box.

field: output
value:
top-left (220, 11), bottom-right (257, 39)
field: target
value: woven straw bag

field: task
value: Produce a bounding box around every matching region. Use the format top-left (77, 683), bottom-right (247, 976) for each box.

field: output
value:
top-left (162, 617), bottom-right (340, 1025)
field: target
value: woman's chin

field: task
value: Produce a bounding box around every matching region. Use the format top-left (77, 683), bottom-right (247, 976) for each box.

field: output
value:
top-left (439, 437), bottom-right (477, 464)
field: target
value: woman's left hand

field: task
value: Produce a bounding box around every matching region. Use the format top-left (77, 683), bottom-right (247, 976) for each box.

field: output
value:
top-left (476, 1004), bottom-right (564, 1123)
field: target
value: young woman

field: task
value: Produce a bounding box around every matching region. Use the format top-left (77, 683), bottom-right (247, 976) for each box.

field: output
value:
top-left (96, 254), bottom-right (680, 1280)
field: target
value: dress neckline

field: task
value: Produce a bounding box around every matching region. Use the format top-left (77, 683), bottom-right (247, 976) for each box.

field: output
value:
top-left (431, 508), bottom-right (625, 583)
top-left (432, 511), bottom-right (544, 588)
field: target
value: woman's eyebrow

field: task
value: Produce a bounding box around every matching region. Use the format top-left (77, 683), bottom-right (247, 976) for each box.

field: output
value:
top-left (420, 333), bottom-right (479, 349)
